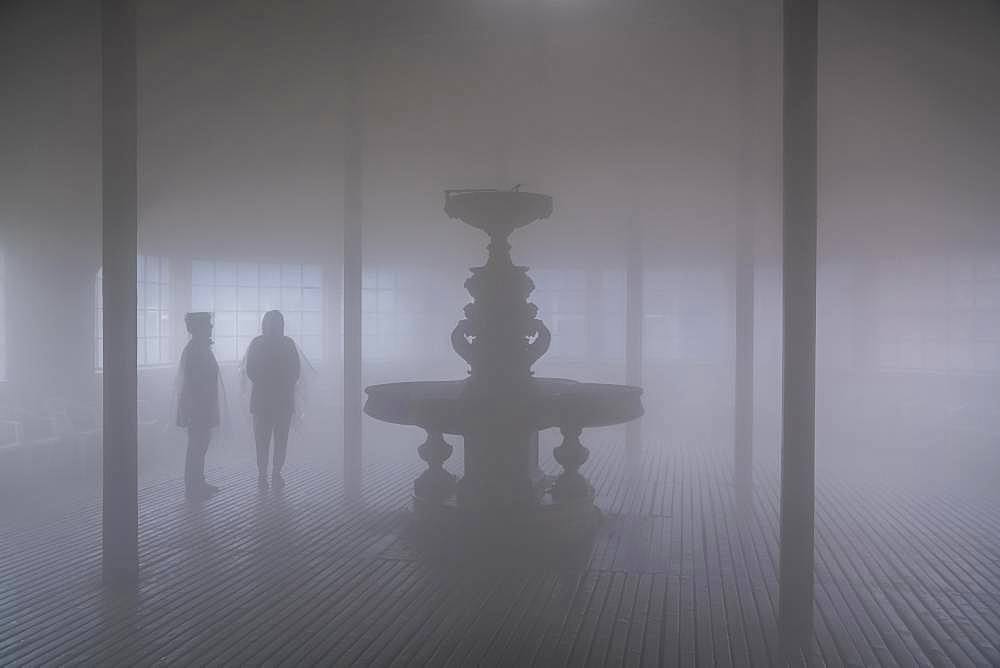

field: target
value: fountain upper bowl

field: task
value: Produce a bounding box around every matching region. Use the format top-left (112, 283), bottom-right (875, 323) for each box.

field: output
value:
top-left (444, 190), bottom-right (553, 235)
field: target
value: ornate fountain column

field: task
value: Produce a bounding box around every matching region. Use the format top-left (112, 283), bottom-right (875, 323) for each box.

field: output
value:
top-left (446, 190), bottom-right (553, 511)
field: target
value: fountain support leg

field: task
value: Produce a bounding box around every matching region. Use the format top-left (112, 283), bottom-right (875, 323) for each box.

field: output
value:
top-left (414, 429), bottom-right (457, 504)
top-left (550, 424), bottom-right (594, 504)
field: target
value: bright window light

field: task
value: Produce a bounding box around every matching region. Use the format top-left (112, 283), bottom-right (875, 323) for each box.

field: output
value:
top-left (95, 255), bottom-right (172, 370)
top-left (192, 260), bottom-right (323, 364)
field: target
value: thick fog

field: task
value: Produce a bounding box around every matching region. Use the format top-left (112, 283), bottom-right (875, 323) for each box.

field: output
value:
top-left (1, 0), bottom-right (999, 508)
top-left (3, 1), bottom-right (1000, 664)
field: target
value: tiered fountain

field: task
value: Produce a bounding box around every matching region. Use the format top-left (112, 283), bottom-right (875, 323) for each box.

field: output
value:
top-left (364, 189), bottom-right (643, 537)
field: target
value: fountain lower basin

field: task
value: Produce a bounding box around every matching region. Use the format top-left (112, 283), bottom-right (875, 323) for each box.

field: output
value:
top-left (365, 378), bottom-right (642, 434)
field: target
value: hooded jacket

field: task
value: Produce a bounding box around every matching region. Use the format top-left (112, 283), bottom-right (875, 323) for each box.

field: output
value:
top-left (177, 338), bottom-right (221, 429)
top-left (244, 311), bottom-right (301, 418)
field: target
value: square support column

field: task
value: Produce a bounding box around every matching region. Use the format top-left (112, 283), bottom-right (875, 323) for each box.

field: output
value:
top-left (625, 212), bottom-right (644, 457)
top-left (342, 1), bottom-right (365, 499)
top-left (101, 0), bottom-right (139, 588)
top-left (733, 0), bottom-right (779, 512)
top-left (778, 0), bottom-right (819, 656)
top-left (733, 231), bottom-right (755, 508)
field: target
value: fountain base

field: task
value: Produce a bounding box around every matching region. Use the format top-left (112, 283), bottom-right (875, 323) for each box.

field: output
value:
top-left (412, 492), bottom-right (603, 549)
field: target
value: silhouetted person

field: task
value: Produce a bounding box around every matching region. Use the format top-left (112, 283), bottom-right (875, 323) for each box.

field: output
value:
top-left (177, 312), bottom-right (221, 500)
top-left (245, 310), bottom-right (300, 489)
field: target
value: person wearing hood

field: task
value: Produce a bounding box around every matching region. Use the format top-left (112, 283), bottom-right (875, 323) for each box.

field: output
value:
top-left (177, 312), bottom-right (221, 500)
top-left (245, 310), bottom-right (301, 489)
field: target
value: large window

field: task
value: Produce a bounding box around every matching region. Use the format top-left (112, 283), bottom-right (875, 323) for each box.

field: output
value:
top-left (192, 261), bottom-right (323, 364)
top-left (95, 255), bottom-right (172, 369)
top-left (362, 269), bottom-right (434, 360)
top-left (596, 269), bottom-right (626, 362)
top-left (531, 269), bottom-right (588, 359)
top-left (362, 269), bottom-right (400, 360)
top-left (875, 252), bottom-right (1000, 373)
top-left (361, 268), bottom-right (472, 363)
top-left (643, 267), bottom-right (727, 364)
top-left (359, 268), bottom-right (623, 364)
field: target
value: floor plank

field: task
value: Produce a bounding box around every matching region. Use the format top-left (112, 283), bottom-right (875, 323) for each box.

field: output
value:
top-left (1, 441), bottom-right (999, 666)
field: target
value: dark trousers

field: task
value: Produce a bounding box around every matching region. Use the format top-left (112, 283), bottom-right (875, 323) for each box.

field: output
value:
top-left (254, 412), bottom-right (292, 476)
top-left (185, 426), bottom-right (212, 492)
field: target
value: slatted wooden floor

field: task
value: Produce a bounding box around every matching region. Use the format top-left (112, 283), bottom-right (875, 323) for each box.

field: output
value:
top-left (2, 438), bottom-right (999, 666)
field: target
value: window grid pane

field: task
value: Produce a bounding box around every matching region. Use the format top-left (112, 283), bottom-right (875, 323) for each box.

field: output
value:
top-left (875, 253), bottom-right (1000, 373)
top-left (95, 256), bottom-right (172, 369)
top-left (192, 260), bottom-right (323, 363)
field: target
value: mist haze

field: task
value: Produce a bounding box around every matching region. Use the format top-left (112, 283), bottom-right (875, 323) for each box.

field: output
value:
top-left (1, 0), bottom-right (999, 664)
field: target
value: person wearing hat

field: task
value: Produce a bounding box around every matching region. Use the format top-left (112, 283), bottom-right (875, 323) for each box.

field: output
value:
top-left (176, 312), bottom-right (221, 500)
top-left (244, 310), bottom-right (301, 489)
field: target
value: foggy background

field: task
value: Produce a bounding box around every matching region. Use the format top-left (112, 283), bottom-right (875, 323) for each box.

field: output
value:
top-left (1, 0), bottom-right (998, 508)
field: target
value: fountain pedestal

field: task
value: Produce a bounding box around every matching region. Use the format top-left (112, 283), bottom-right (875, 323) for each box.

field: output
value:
top-left (447, 189), bottom-right (555, 513)
top-left (455, 386), bottom-right (548, 510)
top-left (364, 189), bottom-right (643, 538)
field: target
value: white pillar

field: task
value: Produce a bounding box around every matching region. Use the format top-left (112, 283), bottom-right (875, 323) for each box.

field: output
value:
top-left (585, 268), bottom-right (603, 372)
top-left (342, 1), bottom-right (365, 499)
top-left (733, 0), bottom-right (775, 510)
top-left (625, 213), bottom-right (644, 456)
top-left (101, 0), bottom-right (139, 588)
top-left (733, 238), bottom-right (755, 506)
top-left (778, 0), bottom-right (819, 656)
